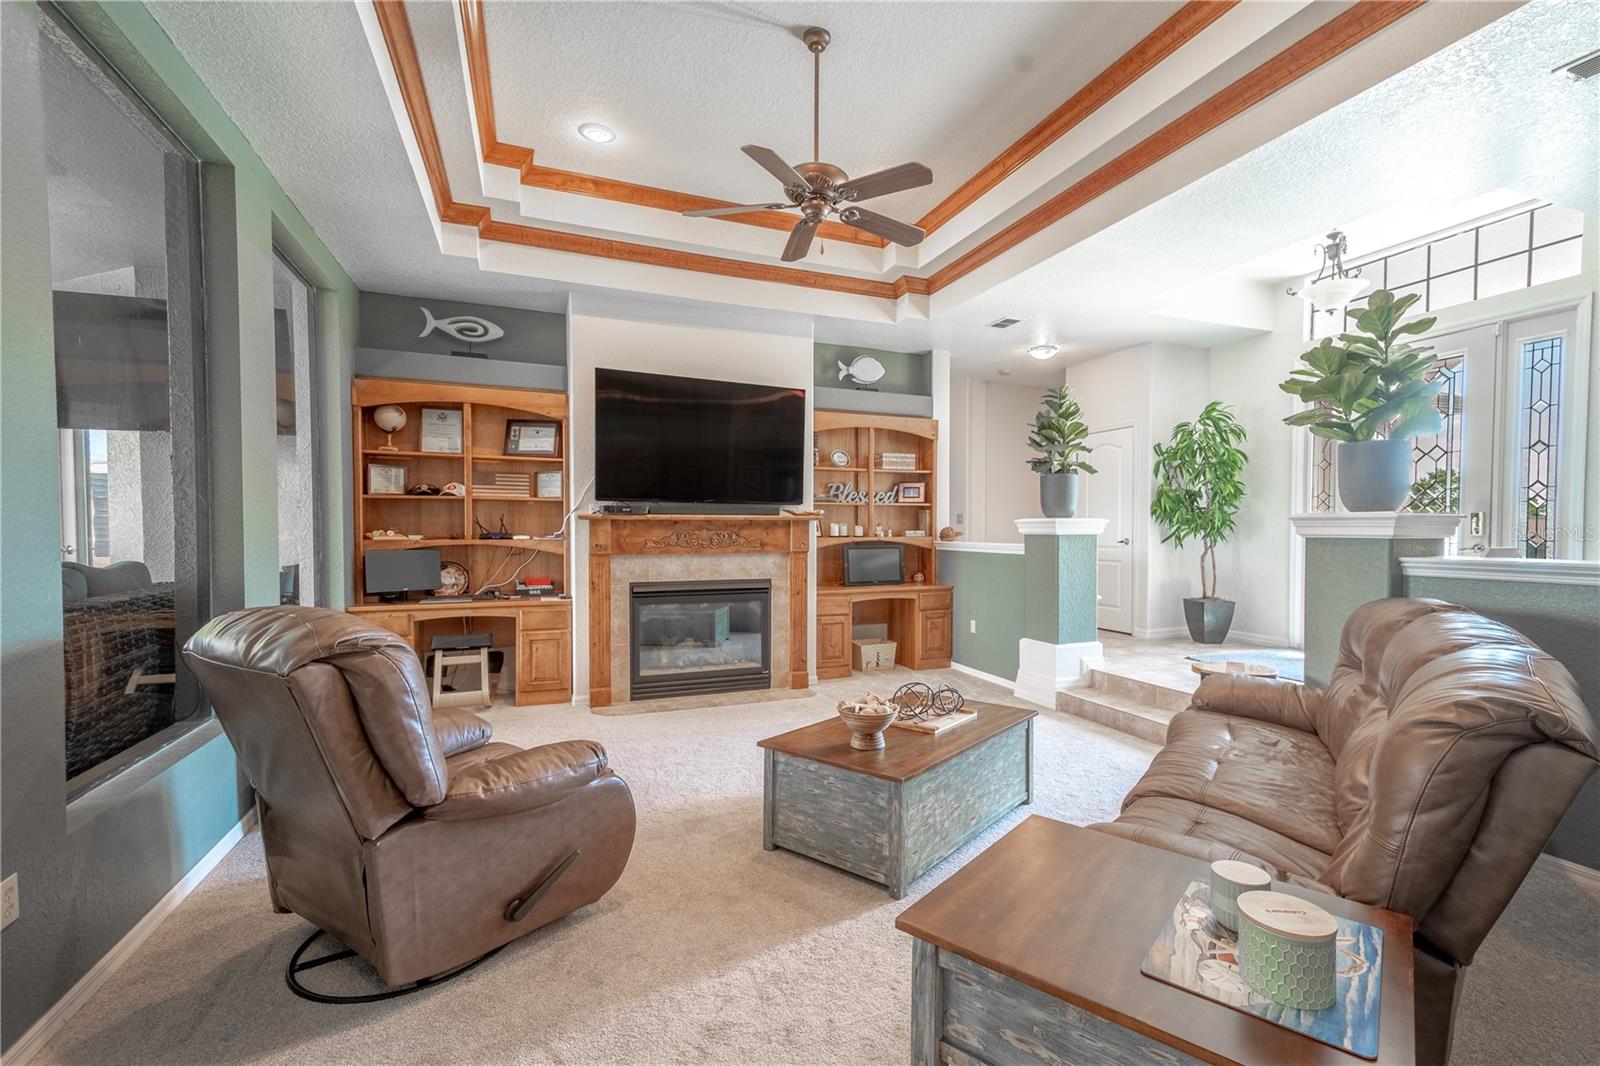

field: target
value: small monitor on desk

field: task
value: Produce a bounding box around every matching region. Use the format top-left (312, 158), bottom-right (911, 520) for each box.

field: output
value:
top-left (365, 548), bottom-right (442, 599)
top-left (843, 544), bottom-right (903, 586)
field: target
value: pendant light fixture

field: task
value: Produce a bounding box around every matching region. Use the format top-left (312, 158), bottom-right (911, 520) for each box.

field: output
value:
top-left (1286, 230), bottom-right (1371, 312)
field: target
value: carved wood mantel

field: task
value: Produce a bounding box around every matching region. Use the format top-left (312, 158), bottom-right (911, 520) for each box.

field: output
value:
top-left (580, 513), bottom-right (814, 707)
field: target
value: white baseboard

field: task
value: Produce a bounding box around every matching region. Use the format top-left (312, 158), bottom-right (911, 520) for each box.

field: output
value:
top-left (4, 808), bottom-right (258, 1066)
top-left (1130, 626), bottom-right (1293, 648)
top-left (948, 661), bottom-right (1014, 691)
top-left (1014, 638), bottom-right (1103, 709)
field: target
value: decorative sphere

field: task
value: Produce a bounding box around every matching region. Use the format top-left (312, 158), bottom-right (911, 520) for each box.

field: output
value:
top-left (373, 404), bottom-right (407, 434)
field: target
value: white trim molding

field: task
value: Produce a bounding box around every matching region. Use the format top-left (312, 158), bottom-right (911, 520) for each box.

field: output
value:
top-left (6, 809), bottom-right (258, 1066)
top-left (1015, 517), bottom-right (1108, 537)
top-left (949, 660), bottom-right (1017, 691)
top-left (1014, 637), bottom-right (1104, 708)
top-left (1400, 556), bottom-right (1600, 587)
top-left (936, 540), bottom-right (1024, 555)
top-left (1290, 512), bottom-right (1463, 539)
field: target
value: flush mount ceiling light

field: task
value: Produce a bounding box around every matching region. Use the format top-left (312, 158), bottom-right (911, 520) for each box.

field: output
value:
top-left (577, 122), bottom-right (616, 144)
top-left (1286, 229), bottom-right (1371, 312)
top-left (1028, 344), bottom-right (1059, 361)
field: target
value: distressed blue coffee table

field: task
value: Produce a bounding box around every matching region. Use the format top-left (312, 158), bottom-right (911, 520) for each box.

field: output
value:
top-left (758, 702), bottom-right (1035, 898)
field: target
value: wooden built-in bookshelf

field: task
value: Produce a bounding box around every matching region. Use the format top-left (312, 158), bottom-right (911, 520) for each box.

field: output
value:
top-left (812, 410), bottom-right (939, 585)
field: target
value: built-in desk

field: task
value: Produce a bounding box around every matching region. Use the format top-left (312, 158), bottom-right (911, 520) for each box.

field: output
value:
top-left (815, 582), bottom-right (952, 679)
top-left (347, 598), bottom-right (572, 706)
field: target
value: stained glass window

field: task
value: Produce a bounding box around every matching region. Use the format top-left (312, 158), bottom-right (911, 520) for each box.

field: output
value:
top-left (1516, 337), bottom-right (1562, 558)
top-left (1406, 356), bottom-right (1464, 513)
top-left (1312, 437), bottom-right (1336, 513)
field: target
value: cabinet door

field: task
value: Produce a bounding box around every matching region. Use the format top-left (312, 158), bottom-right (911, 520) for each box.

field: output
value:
top-left (920, 609), bottom-right (952, 662)
top-left (817, 615), bottom-right (850, 674)
top-left (521, 628), bottom-right (572, 696)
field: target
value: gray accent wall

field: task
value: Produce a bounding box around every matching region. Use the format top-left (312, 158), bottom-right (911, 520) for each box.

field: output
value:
top-left (1403, 574), bottom-right (1600, 868)
top-left (1, 2), bottom-right (358, 1050)
top-left (355, 290), bottom-right (566, 391)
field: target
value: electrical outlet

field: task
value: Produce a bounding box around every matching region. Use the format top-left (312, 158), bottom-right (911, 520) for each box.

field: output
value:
top-left (969, 619), bottom-right (977, 634)
top-left (1, 874), bottom-right (18, 929)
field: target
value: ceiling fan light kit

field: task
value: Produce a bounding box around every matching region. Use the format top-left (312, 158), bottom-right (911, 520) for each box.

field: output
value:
top-left (683, 27), bottom-right (934, 262)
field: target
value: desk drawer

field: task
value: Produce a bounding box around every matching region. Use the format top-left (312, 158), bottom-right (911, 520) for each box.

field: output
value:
top-left (353, 611), bottom-right (411, 638)
top-left (520, 603), bottom-right (571, 631)
top-left (918, 589), bottom-right (952, 612)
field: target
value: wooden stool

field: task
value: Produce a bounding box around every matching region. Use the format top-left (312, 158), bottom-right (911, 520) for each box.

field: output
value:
top-left (428, 634), bottom-right (493, 708)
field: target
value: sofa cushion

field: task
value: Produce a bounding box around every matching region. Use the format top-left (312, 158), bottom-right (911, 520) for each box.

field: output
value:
top-left (62, 565), bottom-right (89, 603)
top-left (1093, 795), bottom-right (1331, 881)
top-left (1120, 710), bottom-right (1343, 857)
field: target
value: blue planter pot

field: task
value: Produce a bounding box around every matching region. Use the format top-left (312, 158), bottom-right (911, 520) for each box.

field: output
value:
top-left (1337, 440), bottom-right (1412, 512)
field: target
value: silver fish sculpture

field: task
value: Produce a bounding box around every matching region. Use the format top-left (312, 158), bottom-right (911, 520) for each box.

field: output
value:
top-left (838, 355), bottom-right (886, 385)
top-left (419, 307), bottom-right (504, 344)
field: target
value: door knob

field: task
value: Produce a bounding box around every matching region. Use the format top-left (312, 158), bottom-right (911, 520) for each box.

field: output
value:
top-left (1117, 537), bottom-right (1130, 545)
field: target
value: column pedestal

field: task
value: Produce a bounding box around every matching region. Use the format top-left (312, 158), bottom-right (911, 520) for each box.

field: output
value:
top-left (1291, 512), bottom-right (1461, 687)
top-left (1013, 518), bottom-right (1107, 707)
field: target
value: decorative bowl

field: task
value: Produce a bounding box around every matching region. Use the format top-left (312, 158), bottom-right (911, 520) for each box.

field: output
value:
top-left (837, 694), bottom-right (898, 750)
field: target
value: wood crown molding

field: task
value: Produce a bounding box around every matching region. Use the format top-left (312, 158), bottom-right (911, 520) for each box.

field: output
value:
top-left (915, 0), bottom-right (1237, 234)
top-left (378, 0), bottom-right (1427, 303)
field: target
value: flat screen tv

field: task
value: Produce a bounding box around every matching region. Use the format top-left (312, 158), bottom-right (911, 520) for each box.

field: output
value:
top-left (844, 544), bottom-right (903, 586)
top-left (594, 368), bottom-right (805, 506)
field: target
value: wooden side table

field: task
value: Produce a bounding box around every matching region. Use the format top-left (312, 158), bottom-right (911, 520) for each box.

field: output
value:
top-left (895, 816), bottom-right (1414, 1065)
top-left (758, 702), bottom-right (1035, 898)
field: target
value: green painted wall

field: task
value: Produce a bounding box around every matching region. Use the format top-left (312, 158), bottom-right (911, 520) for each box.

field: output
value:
top-left (814, 342), bottom-right (932, 396)
top-left (940, 550), bottom-right (1024, 680)
top-left (0, 1), bottom-right (358, 1050)
top-left (1403, 575), bottom-right (1600, 868)
top-left (1302, 537), bottom-right (1444, 687)
top-left (1023, 533), bottom-right (1099, 645)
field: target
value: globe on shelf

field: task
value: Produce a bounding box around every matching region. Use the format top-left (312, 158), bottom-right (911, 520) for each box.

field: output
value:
top-left (372, 404), bottom-right (407, 452)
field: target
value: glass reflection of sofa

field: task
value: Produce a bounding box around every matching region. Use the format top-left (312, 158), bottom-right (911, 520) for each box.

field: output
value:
top-left (61, 561), bottom-right (176, 778)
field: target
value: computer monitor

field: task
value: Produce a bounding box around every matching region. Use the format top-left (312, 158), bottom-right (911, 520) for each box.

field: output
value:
top-left (364, 548), bottom-right (442, 598)
top-left (843, 544), bottom-right (903, 586)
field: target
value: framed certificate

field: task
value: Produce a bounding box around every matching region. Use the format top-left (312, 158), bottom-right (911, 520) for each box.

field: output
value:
top-left (536, 471), bottom-right (564, 499)
top-left (418, 407), bottom-right (462, 453)
top-left (368, 463), bottom-right (406, 495)
top-left (506, 420), bottom-right (559, 456)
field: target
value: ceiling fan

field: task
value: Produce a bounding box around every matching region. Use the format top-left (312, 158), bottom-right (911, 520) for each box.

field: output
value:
top-left (682, 26), bottom-right (933, 262)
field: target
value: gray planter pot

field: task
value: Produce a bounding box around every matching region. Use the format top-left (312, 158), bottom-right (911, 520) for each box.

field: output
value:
top-left (1039, 471), bottom-right (1079, 518)
top-left (1337, 439), bottom-right (1413, 512)
top-left (1184, 597), bottom-right (1235, 644)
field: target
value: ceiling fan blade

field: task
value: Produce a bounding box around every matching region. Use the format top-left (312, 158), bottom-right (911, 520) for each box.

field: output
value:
top-left (781, 218), bottom-right (819, 262)
top-left (743, 145), bottom-right (810, 192)
top-left (682, 202), bottom-right (792, 218)
top-left (838, 162), bottom-right (932, 203)
top-left (838, 207), bottom-right (924, 247)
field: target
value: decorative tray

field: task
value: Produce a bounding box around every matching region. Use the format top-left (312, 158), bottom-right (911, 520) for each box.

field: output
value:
top-left (1139, 879), bottom-right (1383, 1059)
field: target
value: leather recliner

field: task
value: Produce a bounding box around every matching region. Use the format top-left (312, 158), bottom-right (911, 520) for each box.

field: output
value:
top-left (1091, 598), bottom-right (1597, 1065)
top-left (183, 606), bottom-right (635, 990)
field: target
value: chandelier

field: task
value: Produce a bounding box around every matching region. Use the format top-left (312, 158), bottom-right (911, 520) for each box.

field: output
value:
top-left (1286, 230), bottom-right (1371, 312)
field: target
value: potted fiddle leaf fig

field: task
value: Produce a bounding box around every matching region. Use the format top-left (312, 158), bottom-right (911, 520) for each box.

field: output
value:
top-left (1280, 289), bottom-right (1442, 511)
top-left (1026, 385), bottom-right (1096, 517)
top-left (1151, 402), bottom-right (1247, 644)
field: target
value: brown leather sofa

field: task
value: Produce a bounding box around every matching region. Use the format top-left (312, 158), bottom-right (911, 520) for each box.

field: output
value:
top-left (183, 606), bottom-right (635, 994)
top-left (1091, 598), bottom-right (1596, 1065)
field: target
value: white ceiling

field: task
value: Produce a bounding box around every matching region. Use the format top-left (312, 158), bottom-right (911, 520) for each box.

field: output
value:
top-left (483, 1), bottom-right (1181, 219)
top-left (146, 0), bottom-right (1596, 388)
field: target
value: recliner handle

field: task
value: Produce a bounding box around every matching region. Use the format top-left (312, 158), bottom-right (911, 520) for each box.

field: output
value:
top-left (504, 849), bottom-right (581, 922)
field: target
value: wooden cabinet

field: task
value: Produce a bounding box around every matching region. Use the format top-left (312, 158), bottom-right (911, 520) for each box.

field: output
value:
top-left (816, 584), bottom-right (952, 680)
top-left (919, 610), bottom-right (952, 662)
top-left (519, 626), bottom-right (572, 704)
top-left (817, 615), bottom-right (851, 676)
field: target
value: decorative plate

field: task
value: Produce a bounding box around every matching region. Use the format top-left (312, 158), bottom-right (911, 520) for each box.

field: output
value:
top-left (438, 561), bottom-right (470, 597)
top-left (829, 449), bottom-right (851, 467)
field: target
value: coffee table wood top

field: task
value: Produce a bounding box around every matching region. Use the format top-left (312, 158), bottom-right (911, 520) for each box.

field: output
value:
top-left (896, 816), bottom-right (1415, 1065)
top-left (757, 701), bottom-right (1034, 782)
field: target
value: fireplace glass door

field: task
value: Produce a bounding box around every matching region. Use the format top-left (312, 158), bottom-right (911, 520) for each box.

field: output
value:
top-left (629, 581), bottom-right (771, 699)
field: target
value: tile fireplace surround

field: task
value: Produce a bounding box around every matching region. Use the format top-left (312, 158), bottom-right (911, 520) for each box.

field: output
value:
top-left (581, 514), bottom-right (812, 707)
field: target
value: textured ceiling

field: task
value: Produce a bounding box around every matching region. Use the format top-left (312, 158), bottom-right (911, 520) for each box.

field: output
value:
top-left (483, 1), bottom-right (1182, 218)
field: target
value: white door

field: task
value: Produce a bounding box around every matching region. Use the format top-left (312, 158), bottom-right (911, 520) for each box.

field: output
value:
top-left (1081, 426), bottom-right (1135, 633)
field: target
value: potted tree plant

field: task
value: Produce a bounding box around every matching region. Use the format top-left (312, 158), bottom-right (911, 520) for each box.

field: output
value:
top-left (1151, 402), bottom-right (1247, 644)
top-left (1279, 289), bottom-right (1442, 511)
top-left (1026, 385), bottom-right (1096, 518)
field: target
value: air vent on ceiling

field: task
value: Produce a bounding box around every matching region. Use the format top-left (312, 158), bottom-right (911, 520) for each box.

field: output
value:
top-left (1555, 48), bottom-right (1600, 80)
top-left (987, 316), bottom-right (1021, 329)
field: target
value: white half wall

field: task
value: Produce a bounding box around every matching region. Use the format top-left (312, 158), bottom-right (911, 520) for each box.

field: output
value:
top-left (566, 295), bottom-right (815, 698)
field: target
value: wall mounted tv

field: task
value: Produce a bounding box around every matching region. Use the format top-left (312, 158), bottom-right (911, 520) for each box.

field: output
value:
top-left (594, 368), bottom-right (805, 506)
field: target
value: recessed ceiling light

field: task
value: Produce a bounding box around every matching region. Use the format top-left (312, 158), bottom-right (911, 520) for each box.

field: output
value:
top-left (1028, 344), bottom-right (1059, 360)
top-left (997, 368), bottom-right (1013, 377)
top-left (577, 122), bottom-right (616, 144)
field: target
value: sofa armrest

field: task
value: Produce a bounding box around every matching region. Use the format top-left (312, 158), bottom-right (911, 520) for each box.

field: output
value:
top-left (423, 740), bottom-right (608, 821)
top-left (433, 707), bottom-right (493, 757)
top-left (1191, 673), bottom-right (1323, 735)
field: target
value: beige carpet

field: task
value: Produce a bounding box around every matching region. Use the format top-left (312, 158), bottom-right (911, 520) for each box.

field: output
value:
top-left (32, 667), bottom-right (1600, 1065)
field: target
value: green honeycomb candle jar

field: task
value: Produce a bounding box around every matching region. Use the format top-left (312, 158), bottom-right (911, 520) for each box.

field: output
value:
top-left (1236, 890), bottom-right (1338, 1011)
